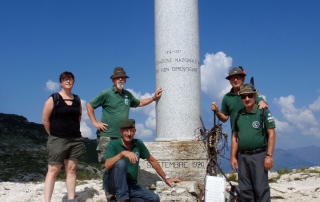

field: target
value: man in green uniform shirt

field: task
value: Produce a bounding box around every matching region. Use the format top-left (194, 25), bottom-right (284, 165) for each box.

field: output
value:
top-left (86, 67), bottom-right (163, 165)
top-left (104, 119), bottom-right (181, 202)
top-left (211, 66), bottom-right (268, 129)
top-left (231, 84), bottom-right (276, 202)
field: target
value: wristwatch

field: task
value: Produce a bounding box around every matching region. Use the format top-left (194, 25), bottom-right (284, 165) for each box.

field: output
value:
top-left (164, 175), bottom-right (170, 180)
top-left (266, 153), bottom-right (273, 157)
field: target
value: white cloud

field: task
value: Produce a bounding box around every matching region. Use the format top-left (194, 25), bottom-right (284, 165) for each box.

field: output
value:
top-left (200, 52), bottom-right (232, 100)
top-left (135, 123), bottom-right (153, 139)
top-left (45, 80), bottom-right (59, 92)
top-left (80, 99), bottom-right (94, 139)
top-left (309, 96), bottom-right (320, 112)
top-left (273, 95), bottom-right (319, 137)
top-left (145, 112), bottom-right (156, 130)
top-left (127, 88), bottom-right (156, 129)
top-left (80, 121), bottom-right (94, 139)
top-left (274, 118), bottom-right (292, 133)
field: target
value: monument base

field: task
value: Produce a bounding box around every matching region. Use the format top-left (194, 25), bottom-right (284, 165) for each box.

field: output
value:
top-left (138, 141), bottom-right (207, 187)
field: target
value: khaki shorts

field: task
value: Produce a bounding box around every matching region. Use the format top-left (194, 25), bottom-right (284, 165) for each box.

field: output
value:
top-left (47, 135), bottom-right (84, 164)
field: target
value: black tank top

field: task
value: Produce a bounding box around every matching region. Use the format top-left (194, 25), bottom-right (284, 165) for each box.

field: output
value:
top-left (50, 93), bottom-right (82, 138)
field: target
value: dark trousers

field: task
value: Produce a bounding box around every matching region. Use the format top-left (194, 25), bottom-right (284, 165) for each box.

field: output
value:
top-left (237, 152), bottom-right (270, 202)
top-left (104, 159), bottom-right (160, 202)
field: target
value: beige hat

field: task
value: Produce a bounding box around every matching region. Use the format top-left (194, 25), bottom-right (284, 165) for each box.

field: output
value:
top-left (238, 84), bottom-right (257, 95)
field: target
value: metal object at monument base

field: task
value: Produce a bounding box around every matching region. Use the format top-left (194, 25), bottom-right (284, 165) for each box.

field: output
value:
top-left (198, 114), bottom-right (241, 202)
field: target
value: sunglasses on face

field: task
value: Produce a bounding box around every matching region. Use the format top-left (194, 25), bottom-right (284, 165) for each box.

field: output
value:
top-left (240, 93), bottom-right (254, 99)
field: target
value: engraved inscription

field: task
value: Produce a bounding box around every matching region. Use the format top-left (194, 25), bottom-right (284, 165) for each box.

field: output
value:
top-left (146, 161), bottom-right (205, 169)
top-left (165, 50), bottom-right (182, 54)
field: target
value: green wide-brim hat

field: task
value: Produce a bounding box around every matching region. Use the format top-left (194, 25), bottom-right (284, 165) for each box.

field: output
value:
top-left (226, 66), bottom-right (246, 80)
top-left (110, 67), bottom-right (130, 79)
top-left (238, 84), bottom-right (257, 95)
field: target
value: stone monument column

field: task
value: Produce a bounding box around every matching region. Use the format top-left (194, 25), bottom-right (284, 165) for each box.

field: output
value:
top-left (138, 0), bottom-right (206, 187)
top-left (155, 0), bottom-right (201, 141)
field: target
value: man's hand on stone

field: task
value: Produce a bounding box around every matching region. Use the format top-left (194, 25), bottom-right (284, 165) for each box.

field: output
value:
top-left (154, 87), bottom-right (163, 100)
top-left (165, 178), bottom-right (181, 187)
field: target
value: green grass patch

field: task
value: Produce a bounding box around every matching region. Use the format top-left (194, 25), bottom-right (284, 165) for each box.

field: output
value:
top-left (227, 172), bottom-right (238, 182)
top-left (276, 167), bottom-right (291, 175)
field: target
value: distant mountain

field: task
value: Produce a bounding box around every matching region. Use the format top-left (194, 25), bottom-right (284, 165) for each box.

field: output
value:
top-left (212, 146), bottom-right (319, 173)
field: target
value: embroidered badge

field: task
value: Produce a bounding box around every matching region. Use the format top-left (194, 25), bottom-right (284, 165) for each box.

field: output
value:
top-left (267, 116), bottom-right (275, 123)
top-left (252, 121), bottom-right (260, 129)
top-left (124, 95), bottom-right (129, 105)
top-left (135, 152), bottom-right (140, 158)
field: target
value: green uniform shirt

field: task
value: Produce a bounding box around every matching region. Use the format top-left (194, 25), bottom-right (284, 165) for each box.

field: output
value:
top-left (221, 88), bottom-right (264, 129)
top-left (89, 87), bottom-right (140, 138)
top-left (105, 138), bottom-right (150, 184)
top-left (233, 105), bottom-right (276, 151)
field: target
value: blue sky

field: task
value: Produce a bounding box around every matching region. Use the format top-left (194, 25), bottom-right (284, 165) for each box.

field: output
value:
top-left (1, 1), bottom-right (319, 149)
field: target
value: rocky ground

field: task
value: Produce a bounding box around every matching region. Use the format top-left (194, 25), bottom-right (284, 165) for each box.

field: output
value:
top-left (1, 167), bottom-right (320, 202)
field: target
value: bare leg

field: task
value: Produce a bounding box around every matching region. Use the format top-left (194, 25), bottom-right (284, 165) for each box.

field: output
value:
top-left (65, 159), bottom-right (78, 200)
top-left (44, 164), bottom-right (62, 202)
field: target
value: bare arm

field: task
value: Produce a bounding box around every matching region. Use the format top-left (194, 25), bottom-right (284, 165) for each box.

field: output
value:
top-left (139, 87), bottom-right (163, 107)
top-left (42, 97), bottom-right (54, 135)
top-left (86, 102), bottom-right (108, 131)
top-left (147, 155), bottom-right (181, 187)
top-left (104, 150), bottom-right (138, 170)
top-left (230, 131), bottom-right (239, 171)
top-left (211, 102), bottom-right (229, 122)
top-left (264, 128), bottom-right (276, 171)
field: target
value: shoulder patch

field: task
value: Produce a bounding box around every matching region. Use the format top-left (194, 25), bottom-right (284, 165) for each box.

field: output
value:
top-left (267, 116), bottom-right (275, 123)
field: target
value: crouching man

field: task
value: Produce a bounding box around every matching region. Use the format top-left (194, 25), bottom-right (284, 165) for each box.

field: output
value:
top-left (104, 119), bottom-right (181, 202)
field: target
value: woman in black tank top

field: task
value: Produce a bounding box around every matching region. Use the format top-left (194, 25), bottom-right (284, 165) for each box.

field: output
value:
top-left (42, 71), bottom-right (84, 202)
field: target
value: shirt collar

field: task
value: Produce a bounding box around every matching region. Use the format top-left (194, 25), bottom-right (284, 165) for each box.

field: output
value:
top-left (243, 104), bottom-right (258, 114)
top-left (118, 138), bottom-right (136, 150)
top-left (226, 87), bottom-right (237, 95)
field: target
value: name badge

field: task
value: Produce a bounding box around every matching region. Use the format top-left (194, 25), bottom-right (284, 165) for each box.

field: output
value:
top-left (124, 95), bottom-right (129, 105)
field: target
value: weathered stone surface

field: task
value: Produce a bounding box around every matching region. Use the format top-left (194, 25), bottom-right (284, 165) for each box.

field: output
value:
top-left (155, 181), bottom-right (199, 202)
top-left (138, 141), bottom-right (207, 186)
top-left (1, 166), bottom-right (320, 201)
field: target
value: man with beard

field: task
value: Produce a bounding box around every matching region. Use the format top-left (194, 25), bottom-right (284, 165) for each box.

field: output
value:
top-left (211, 66), bottom-right (268, 129)
top-left (86, 67), bottom-right (162, 167)
top-left (230, 84), bottom-right (276, 201)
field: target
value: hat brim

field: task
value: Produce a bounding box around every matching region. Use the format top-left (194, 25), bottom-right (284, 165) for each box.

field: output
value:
top-left (226, 74), bottom-right (246, 80)
top-left (110, 74), bottom-right (130, 79)
top-left (238, 89), bottom-right (257, 95)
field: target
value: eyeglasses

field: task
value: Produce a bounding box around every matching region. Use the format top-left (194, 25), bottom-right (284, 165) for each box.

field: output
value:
top-left (240, 93), bottom-right (254, 99)
top-left (62, 78), bottom-right (74, 82)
